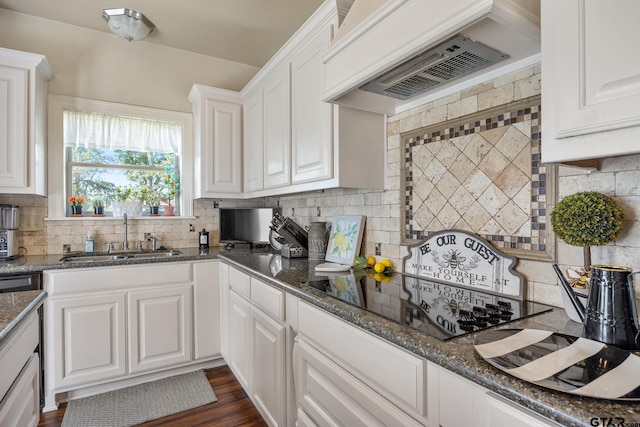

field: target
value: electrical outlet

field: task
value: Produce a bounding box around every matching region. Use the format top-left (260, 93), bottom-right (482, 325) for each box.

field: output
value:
top-left (291, 208), bottom-right (295, 216)
top-left (317, 206), bottom-right (321, 217)
top-left (189, 224), bottom-right (195, 232)
top-left (213, 201), bottom-right (219, 208)
top-left (63, 244), bottom-right (71, 254)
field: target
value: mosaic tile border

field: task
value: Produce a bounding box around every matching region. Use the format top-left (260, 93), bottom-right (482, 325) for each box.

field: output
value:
top-left (401, 95), bottom-right (556, 261)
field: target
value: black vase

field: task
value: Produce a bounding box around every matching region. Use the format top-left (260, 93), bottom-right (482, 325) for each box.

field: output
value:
top-left (149, 206), bottom-right (160, 215)
top-left (94, 206), bottom-right (104, 215)
top-left (71, 205), bottom-right (83, 215)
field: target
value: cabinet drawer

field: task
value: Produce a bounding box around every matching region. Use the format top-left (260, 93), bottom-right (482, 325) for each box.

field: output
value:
top-left (298, 301), bottom-right (427, 417)
top-left (45, 262), bottom-right (192, 295)
top-left (295, 338), bottom-right (423, 427)
top-left (250, 278), bottom-right (284, 321)
top-left (0, 353), bottom-right (40, 427)
top-left (229, 267), bottom-right (250, 298)
top-left (0, 311), bottom-right (38, 401)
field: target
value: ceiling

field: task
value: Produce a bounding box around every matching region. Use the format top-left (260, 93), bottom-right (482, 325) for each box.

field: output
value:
top-left (0, 0), bottom-right (325, 68)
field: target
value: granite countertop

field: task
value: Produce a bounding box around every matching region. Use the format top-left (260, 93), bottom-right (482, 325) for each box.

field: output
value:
top-left (217, 250), bottom-right (640, 427)
top-left (3, 247), bottom-right (637, 425)
top-left (0, 247), bottom-right (223, 274)
top-left (0, 290), bottom-right (47, 345)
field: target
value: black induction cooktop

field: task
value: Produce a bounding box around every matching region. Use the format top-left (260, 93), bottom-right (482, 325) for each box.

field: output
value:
top-left (303, 273), bottom-right (552, 341)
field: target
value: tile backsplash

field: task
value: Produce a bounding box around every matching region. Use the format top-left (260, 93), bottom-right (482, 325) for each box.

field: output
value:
top-left (3, 64), bottom-right (640, 308)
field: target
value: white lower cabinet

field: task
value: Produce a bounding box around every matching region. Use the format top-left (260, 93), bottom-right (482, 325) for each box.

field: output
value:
top-left (294, 338), bottom-right (423, 427)
top-left (0, 310), bottom-right (40, 427)
top-left (51, 293), bottom-right (127, 388)
top-left (44, 260), bottom-right (221, 410)
top-left (228, 290), bottom-right (252, 391)
top-left (128, 286), bottom-right (192, 373)
top-left (0, 353), bottom-right (40, 427)
top-left (294, 300), bottom-right (429, 427)
top-left (251, 302), bottom-right (287, 427)
top-left (220, 263), bottom-right (560, 427)
top-left (435, 364), bottom-right (559, 427)
top-left (223, 266), bottom-right (289, 427)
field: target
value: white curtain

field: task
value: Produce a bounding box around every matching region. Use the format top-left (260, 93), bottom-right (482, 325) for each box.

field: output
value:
top-left (63, 110), bottom-right (181, 154)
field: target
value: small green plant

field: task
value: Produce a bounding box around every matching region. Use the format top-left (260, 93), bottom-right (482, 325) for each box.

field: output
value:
top-left (114, 186), bottom-right (134, 202)
top-left (551, 191), bottom-right (624, 271)
top-left (93, 200), bottom-right (103, 208)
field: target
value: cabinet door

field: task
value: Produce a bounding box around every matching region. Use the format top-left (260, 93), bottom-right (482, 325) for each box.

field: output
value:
top-left (541, 0), bottom-right (640, 162)
top-left (128, 285), bottom-right (193, 373)
top-left (219, 262), bottom-right (230, 360)
top-left (193, 261), bottom-right (220, 360)
top-left (294, 338), bottom-right (422, 427)
top-left (251, 307), bottom-right (287, 427)
top-left (52, 293), bottom-right (126, 388)
top-left (263, 64), bottom-right (291, 189)
top-left (243, 90), bottom-right (264, 192)
top-left (200, 98), bottom-right (243, 195)
top-left (291, 25), bottom-right (334, 184)
top-left (482, 392), bottom-right (559, 427)
top-left (0, 65), bottom-right (27, 190)
top-left (228, 290), bottom-right (252, 391)
top-left (0, 353), bottom-right (40, 427)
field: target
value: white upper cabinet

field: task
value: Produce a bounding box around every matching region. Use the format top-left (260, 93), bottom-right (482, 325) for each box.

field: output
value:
top-left (237, 1), bottom-right (385, 198)
top-left (541, 0), bottom-right (640, 163)
top-left (189, 84), bottom-right (243, 197)
top-left (0, 47), bottom-right (52, 195)
top-left (291, 26), bottom-right (334, 184)
top-left (263, 64), bottom-right (291, 190)
top-left (242, 64), bottom-right (291, 194)
top-left (243, 90), bottom-right (264, 192)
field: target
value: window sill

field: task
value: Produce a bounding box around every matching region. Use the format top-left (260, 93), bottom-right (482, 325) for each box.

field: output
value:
top-left (45, 216), bottom-right (196, 221)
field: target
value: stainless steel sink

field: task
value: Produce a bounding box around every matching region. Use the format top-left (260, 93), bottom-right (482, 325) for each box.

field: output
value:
top-left (60, 250), bottom-right (183, 263)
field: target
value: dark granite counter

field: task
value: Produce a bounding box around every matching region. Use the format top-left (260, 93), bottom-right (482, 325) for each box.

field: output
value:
top-left (218, 250), bottom-right (640, 427)
top-left (0, 290), bottom-right (46, 345)
top-left (0, 247), bottom-right (222, 274)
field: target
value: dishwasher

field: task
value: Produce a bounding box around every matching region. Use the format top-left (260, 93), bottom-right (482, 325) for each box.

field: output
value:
top-left (0, 272), bottom-right (44, 407)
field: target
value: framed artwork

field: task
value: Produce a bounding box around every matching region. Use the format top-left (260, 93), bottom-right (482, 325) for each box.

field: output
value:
top-left (325, 215), bottom-right (366, 266)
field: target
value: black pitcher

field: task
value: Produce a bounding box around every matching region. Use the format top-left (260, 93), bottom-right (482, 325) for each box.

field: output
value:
top-left (556, 264), bottom-right (640, 350)
top-left (583, 266), bottom-right (640, 350)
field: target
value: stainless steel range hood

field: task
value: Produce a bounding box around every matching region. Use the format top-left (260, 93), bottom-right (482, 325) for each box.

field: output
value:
top-left (359, 35), bottom-right (509, 100)
top-left (322, 0), bottom-right (540, 114)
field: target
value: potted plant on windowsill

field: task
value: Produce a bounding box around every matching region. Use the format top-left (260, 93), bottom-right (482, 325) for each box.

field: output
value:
top-left (112, 186), bottom-right (143, 217)
top-left (143, 189), bottom-right (162, 216)
top-left (162, 166), bottom-right (180, 216)
top-left (93, 200), bottom-right (105, 216)
top-left (68, 196), bottom-right (85, 216)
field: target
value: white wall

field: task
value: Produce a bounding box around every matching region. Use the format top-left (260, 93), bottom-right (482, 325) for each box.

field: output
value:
top-left (0, 9), bottom-right (258, 112)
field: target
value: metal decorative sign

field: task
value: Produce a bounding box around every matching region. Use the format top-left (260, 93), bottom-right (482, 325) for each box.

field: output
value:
top-left (402, 229), bottom-right (525, 299)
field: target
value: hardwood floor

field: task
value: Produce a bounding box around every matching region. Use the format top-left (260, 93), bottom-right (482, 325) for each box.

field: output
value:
top-left (38, 365), bottom-right (268, 427)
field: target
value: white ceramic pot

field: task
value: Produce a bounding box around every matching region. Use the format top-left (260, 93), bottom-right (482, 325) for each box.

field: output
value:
top-left (112, 201), bottom-right (143, 217)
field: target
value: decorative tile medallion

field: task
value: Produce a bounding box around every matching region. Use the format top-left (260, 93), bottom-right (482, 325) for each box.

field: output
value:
top-left (402, 95), bottom-right (555, 260)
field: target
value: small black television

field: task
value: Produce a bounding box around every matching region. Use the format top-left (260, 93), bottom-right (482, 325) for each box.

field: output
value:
top-left (219, 208), bottom-right (278, 244)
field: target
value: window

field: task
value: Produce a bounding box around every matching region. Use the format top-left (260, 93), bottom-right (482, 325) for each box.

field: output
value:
top-left (48, 95), bottom-right (193, 219)
top-left (64, 110), bottom-right (181, 216)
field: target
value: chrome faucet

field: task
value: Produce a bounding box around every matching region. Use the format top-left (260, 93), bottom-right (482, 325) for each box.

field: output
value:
top-left (145, 233), bottom-right (159, 251)
top-left (122, 211), bottom-right (130, 250)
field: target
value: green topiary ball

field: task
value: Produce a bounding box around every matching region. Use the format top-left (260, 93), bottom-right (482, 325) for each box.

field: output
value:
top-left (551, 191), bottom-right (624, 247)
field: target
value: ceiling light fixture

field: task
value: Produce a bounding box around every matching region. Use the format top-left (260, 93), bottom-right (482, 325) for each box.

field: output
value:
top-left (102, 8), bottom-right (156, 42)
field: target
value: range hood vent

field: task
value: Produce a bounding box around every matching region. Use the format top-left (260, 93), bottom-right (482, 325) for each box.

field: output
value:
top-left (359, 35), bottom-right (509, 100)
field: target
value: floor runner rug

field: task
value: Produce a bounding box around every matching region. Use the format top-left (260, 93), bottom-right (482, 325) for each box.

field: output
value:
top-left (61, 370), bottom-right (217, 427)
